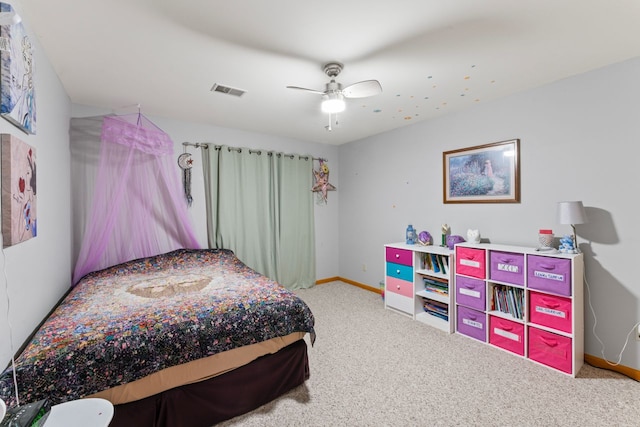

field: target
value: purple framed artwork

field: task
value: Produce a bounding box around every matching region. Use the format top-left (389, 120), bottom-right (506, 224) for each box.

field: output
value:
top-left (1, 133), bottom-right (36, 247)
top-left (0, 2), bottom-right (36, 135)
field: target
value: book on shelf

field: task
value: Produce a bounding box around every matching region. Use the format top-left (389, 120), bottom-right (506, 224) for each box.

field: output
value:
top-left (491, 284), bottom-right (524, 320)
top-left (421, 253), bottom-right (432, 270)
top-left (429, 254), bottom-right (440, 273)
top-left (422, 277), bottom-right (448, 295)
top-left (421, 297), bottom-right (449, 321)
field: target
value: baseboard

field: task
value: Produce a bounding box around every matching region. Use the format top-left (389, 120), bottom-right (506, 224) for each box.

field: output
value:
top-left (584, 354), bottom-right (640, 381)
top-left (316, 277), bottom-right (381, 294)
top-left (315, 277), bottom-right (340, 285)
top-left (318, 278), bottom-right (640, 381)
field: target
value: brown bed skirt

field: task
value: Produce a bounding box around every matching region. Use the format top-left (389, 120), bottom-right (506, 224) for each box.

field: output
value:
top-left (109, 339), bottom-right (309, 427)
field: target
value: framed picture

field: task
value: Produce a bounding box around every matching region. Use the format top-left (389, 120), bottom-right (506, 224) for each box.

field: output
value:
top-left (443, 139), bottom-right (520, 204)
top-left (1, 133), bottom-right (37, 247)
top-left (0, 2), bottom-right (36, 135)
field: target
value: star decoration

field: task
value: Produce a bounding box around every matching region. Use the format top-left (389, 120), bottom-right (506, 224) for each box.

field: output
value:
top-left (311, 160), bottom-right (336, 203)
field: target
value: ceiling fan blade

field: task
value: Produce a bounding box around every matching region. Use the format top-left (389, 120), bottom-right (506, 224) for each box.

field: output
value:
top-left (342, 80), bottom-right (382, 98)
top-left (286, 86), bottom-right (325, 95)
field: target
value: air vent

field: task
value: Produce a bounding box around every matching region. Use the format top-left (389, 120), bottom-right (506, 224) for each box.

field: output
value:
top-left (210, 83), bottom-right (246, 97)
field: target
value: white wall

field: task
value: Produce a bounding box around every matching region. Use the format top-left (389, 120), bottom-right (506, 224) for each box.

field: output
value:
top-left (0, 1), bottom-right (72, 368)
top-left (338, 56), bottom-right (640, 369)
top-left (70, 104), bottom-right (340, 282)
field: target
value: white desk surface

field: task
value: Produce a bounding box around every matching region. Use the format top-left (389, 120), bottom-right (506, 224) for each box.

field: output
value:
top-left (44, 398), bottom-right (114, 427)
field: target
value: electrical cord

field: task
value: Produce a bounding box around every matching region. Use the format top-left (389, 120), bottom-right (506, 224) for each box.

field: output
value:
top-left (585, 273), bottom-right (640, 367)
top-left (0, 234), bottom-right (20, 407)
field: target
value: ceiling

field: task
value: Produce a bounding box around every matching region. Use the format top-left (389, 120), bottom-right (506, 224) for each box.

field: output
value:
top-left (18, 0), bottom-right (640, 145)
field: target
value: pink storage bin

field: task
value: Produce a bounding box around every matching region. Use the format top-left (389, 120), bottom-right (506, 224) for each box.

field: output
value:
top-left (489, 251), bottom-right (525, 285)
top-left (489, 316), bottom-right (525, 356)
top-left (455, 247), bottom-right (486, 279)
top-left (528, 291), bottom-right (572, 333)
top-left (528, 327), bottom-right (572, 374)
top-left (386, 276), bottom-right (413, 298)
top-left (386, 247), bottom-right (413, 266)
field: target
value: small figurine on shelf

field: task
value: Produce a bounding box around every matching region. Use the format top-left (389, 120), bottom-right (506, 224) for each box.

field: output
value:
top-left (467, 229), bottom-right (481, 244)
top-left (558, 234), bottom-right (577, 253)
top-left (446, 235), bottom-right (466, 250)
top-left (417, 230), bottom-right (432, 246)
top-left (441, 223), bottom-right (449, 247)
top-left (406, 224), bottom-right (416, 245)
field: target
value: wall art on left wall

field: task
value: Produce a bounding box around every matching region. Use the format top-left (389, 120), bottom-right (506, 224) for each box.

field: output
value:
top-left (1, 133), bottom-right (36, 247)
top-left (0, 2), bottom-right (36, 135)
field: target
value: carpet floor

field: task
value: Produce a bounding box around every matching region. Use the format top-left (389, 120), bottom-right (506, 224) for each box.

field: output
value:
top-left (218, 281), bottom-right (640, 426)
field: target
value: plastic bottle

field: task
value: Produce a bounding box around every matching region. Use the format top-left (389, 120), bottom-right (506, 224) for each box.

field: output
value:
top-left (406, 224), bottom-right (416, 245)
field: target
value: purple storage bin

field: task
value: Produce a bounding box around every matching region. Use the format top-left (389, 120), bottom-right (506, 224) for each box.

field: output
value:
top-left (527, 255), bottom-right (572, 296)
top-left (490, 251), bottom-right (525, 286)
top-left (456, 305), bottom-right (486, 342)
top-left (455, 275), bottom-right (486, 310)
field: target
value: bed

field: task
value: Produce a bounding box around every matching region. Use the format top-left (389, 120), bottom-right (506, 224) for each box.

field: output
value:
top-left (0, 248), bottom-right (316, 426)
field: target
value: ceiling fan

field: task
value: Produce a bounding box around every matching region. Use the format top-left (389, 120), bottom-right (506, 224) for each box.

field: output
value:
top-left (286, 62), bottom-right (382, 116)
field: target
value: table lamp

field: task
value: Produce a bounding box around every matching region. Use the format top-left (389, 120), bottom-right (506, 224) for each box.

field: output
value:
top-left (557, 201), bottom-right (587, 253)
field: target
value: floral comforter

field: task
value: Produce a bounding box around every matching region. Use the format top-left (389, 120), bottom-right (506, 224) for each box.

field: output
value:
top-left (0, 249), bottom-right (315, 406)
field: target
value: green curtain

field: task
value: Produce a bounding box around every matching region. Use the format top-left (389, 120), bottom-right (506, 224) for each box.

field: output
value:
top-left (202, 145), bottom-right (316, 289)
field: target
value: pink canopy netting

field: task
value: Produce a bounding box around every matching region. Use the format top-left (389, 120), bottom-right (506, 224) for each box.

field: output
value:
top-left (73, 114), bottom-right (200, 284)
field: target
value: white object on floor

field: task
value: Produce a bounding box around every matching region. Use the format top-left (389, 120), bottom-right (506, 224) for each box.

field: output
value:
top-left (0, 397), bottom-right (6, 421)
top-left (44, 398), bottom-right (113, 427)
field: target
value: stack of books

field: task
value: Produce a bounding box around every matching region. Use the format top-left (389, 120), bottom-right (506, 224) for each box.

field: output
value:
top-left (422, 276), bottom-right (448, 296)
top-left (422, 298), bottom-right (448, 321)
top-left (491, 284), bottom-right (524, 320)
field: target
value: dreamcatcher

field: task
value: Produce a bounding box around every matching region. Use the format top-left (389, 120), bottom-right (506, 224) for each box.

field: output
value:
top-left (177, 148), bottom-right (193, 206)
top-left (311, 158), bottom-right (336, 203)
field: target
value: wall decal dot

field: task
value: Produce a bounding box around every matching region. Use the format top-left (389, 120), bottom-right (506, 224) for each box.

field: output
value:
top-left (404, 116), bottom-right (412, 120)
top-left (373, 109), bottom-right (382, 113)
top-left (432, 85), bottom-right (437, 88)
top-left (471, 65), bottom-right (476, 68)
top-left (427, 76), bottom-right (433, 79)
top-left (474, 99), bottom-right (480, 102)
top-left (491, 80), bottom-right (496, 83)
top-left (396, 94), bottom-right (401, 97)
top-left (464, 76), bottom-right (470, 80)
top-left (460, 94), bottom-right (465, 96)
top-left (424, 96), bottom-right (429, 100)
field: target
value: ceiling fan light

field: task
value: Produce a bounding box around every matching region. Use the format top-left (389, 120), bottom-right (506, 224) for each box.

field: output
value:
top-left (321, 93), bottom-right (345, 114)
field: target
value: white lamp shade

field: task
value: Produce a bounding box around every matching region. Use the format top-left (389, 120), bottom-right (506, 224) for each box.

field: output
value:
top-left (0, 10), bottom-right (21, 25)
top-left (557, 201), bottom-right (587, 225)
top-left (321, 93), bottom-right (345, 114)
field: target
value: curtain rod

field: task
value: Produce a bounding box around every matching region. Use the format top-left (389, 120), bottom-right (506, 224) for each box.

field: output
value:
top-left (182, 142), bottom-right (326, 162)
